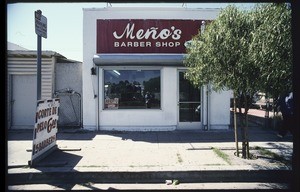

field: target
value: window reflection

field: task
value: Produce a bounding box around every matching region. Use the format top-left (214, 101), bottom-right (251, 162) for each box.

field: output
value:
top-left (104, 70), bottom-right (161, 109)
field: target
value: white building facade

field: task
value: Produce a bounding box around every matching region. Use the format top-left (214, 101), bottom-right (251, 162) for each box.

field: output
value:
top-left (82, 7), bottom-right (232, 131)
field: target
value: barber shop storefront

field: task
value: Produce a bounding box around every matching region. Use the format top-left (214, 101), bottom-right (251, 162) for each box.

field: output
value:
top-left (82, 7), bottom-right (232, 131)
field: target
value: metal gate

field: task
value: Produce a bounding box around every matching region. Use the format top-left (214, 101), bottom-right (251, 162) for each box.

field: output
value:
top-left (54, 88), bottom-right (82, 128)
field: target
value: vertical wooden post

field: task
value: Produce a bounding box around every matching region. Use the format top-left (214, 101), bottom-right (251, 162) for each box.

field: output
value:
top-left (233, 91), bottom-right (239, 157)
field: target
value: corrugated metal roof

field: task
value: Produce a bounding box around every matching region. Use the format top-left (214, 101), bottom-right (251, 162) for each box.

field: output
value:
top-left (7, 50), bottom-right (81, 63)
top-left (7, 50), bottom-right (65, 58)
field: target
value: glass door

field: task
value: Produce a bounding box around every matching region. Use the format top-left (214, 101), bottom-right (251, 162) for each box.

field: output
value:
top-left (178, 71), bottom-right (201, 129)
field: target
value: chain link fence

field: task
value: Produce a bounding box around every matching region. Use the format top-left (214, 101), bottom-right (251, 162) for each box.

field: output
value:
top-left (54, 88), bottom-right (82, 128)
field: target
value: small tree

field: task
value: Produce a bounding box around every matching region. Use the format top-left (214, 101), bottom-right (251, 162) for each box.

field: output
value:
top-left (184, 3), bottom-right (292, 159)
top-left (184, 5), bottom-right (258, 158)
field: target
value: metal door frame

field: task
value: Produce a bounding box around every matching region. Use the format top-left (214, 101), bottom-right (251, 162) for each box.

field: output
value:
top-left (177, 70), bottom-right (202, 130)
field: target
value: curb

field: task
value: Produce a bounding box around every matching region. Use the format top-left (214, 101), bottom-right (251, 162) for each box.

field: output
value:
top-left (7, 169), bottom-right (292, 185)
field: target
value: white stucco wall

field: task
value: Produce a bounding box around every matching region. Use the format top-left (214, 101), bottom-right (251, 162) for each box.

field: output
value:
top-left (209, 89), bottom-right (232, 129)
top-left (82, 9), bottom-right (99, 130)
top-left (55, 62), bottom-right (82, 94)
top-left (83, 7), bottom-right (229, 131)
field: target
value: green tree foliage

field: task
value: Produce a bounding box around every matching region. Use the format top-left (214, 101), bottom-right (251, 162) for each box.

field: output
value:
top-left (184, 3), bottom-right (292, 102)
top-left (249, 3), bottom-right (292, 98)
top-left (184, 6), bottom-right (258, 95)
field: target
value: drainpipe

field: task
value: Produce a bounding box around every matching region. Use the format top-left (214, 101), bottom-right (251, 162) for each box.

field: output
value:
top-left (96, 67), bottom-right (100, 131)
top-left (201, 86), bottom-right (207, 130)
top-left (206, 84), bottom-right (210, 130)
top-left (201, 20), bottom-right (210, 131)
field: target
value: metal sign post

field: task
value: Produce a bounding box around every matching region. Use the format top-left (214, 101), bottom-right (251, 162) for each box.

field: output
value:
top-left (37, 35), bottom-right (42, 100)
top-left (35, 10), bottom-right (47, 100)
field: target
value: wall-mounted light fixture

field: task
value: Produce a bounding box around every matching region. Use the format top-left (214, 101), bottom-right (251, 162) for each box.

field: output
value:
top-left (91, 67), bottom-right (96, 75)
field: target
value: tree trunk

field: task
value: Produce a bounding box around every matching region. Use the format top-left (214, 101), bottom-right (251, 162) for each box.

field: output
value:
top-left (237, 96), bottom-right (242, 114)
top-left (233, 91), bottom-right (239, 157)
top-left (242, 94), bottom-right (250, 159)
top-left (264, 92), bottom-right (270, 129)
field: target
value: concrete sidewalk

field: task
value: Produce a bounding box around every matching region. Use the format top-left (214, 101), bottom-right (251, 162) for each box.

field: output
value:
top-left (6, 126), bottom-right (293, 190)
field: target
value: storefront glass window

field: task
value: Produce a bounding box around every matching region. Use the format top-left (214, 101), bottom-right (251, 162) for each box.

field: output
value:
top-left (104, 70), bottom-right (161, 109)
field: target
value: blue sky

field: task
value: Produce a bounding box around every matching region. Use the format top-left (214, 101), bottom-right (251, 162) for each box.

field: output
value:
top-left (7, 3), bottom-right (258, 62)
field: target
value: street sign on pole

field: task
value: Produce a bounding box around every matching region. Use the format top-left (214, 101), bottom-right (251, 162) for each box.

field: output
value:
top-left (31, 10), bottom-right (57, 167)
top-left (34, 10), bottom-right (46, 101)
top-left (35, 10), bottom-right (47, 38)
